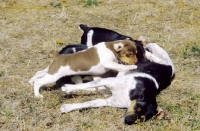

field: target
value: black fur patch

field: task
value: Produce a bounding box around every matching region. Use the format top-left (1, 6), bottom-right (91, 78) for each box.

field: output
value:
top-left (59, 44), bottom-right (88, 54)
top-left (135, 60), bottom-right (173, 94)
top-left (79, 24), bottom-right (132, 45)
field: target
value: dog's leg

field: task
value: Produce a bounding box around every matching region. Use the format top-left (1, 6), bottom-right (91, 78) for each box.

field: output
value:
top-left (92, 76), bottom-right (108, 94)
top-left (60, 97), bottom-right (112, 113)
top-left (71, 75), bottom-right (96, 91)
top-left (71, 75), bottom-right (83, 84)
top-left (61, 77), bottom-right (113, 93)
top-left (145, 43), bottom-right (175, 75)
top-left (145, 51), bottom-right (162, 63)
top-left (34, 73), bottom-right (61, 98)
top-left (103, 62), bottom-right (137, 72)
top-left (28, 67), bottom-right (49, 85)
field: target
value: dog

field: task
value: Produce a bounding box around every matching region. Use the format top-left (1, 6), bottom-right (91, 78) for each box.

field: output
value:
top-left (29, 40), bottom-right (142, 98)
top-left (79, 24), bottom-right (145, 61)
top-left (60, 43), bottom-right (175, 124)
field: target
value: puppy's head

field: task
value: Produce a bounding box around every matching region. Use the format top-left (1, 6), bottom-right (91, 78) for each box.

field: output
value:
top-left (113, 37), bottom-right (145, 65)
top-left (112, 40), bottom-right (138, 65)
top-left (123, 100), bottom-right (158, 125)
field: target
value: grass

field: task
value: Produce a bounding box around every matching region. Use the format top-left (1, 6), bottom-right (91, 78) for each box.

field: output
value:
top-left (84, 0), bottom-right (98, 7)
top-left (0, 0), bottom-right (200, 130)
top-left (182, 43), bottom-right (200, 59)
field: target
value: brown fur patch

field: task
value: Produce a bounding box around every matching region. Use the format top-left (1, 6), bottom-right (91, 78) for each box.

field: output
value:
top-left (106, 40), bottom-right (138, 65)
top-left (137, 107), bottom-right (141, 112)
top-left (127, 100), bottom-right (137, 115)
top-left (48, 48), bottom-right (100, 74)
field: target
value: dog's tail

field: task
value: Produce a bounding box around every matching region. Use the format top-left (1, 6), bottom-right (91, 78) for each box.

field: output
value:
top-left (79, 24), bottom-right (90, 32)
top-left (49, 50), bottom-right (59, 58)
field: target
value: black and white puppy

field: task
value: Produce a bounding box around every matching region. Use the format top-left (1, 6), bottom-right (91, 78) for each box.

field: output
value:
top-left (61, 43), bottom-right (175, 124)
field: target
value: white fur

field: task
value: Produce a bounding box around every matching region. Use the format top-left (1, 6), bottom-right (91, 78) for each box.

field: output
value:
top-left (86, 30), bottom-right (94, 47)
top-left (29, 42), bottom-right (137, 98)
top-left (72, 47), bottom-right (76, 53)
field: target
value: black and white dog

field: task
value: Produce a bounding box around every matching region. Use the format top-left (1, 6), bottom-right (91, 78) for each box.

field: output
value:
top-left (60, 42), bottom-right (175, 124)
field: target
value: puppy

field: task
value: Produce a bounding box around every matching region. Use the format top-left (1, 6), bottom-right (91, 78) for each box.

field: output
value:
top-left (61, 43), bottom-right (175, 124)
top-left (29, 40), bottom-right (140, 98)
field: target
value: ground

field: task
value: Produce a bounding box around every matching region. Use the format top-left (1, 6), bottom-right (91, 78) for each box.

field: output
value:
top-left (0, 0), bottom-right (200, 130)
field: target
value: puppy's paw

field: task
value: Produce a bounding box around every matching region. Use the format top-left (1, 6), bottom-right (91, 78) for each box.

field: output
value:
top-left (126, 65), bottom-right (137, 71)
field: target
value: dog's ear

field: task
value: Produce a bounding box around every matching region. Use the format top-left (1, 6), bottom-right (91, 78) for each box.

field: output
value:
top-left (137, 36), bottom-right (146, 44)
top-left (113, 43), bottom-right (124, 52)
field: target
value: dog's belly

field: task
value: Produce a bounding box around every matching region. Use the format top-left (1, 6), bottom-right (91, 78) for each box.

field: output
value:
top-left (108, 77), bottom-right (136, 108)
top-left (56, 64), bottom-right (108, 76)
top-left (87, 64), bottom-right (108, 75)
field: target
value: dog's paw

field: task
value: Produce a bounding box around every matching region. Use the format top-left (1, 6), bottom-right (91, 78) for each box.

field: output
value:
top-left (156, 106), bottom-right (164, 120)
top-left (144, 43), bottom-right (156, 53)
top-left (28, 79), bottom-right (34, 85)
top-left (145, 43), bottom-right (166, 58)
top-left (128, 65), bottom-right (137, 71)
top-left (60, 104), bottom-right (74, 113)
top-left (35, 94), bottom-right (43, 98)
top-left (61, 84), bottom-right (76, 93)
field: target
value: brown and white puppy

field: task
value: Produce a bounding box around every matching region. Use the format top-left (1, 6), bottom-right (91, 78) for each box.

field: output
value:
top-left (29, 40), bottom-right (141, 98)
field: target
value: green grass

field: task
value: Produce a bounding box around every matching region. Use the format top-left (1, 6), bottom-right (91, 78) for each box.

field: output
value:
top-left (84, 0), bottom-right (98, 7)
top-left (181, 43), bottom-right (200, 59)
top-left (50, 2), bottom-right (62, 8)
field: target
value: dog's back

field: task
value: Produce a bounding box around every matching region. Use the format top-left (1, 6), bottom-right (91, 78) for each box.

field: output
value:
top-left (79, 24), bottom-right (132, 46)
top-left (136, 60), bottom-right (174, 94)
top-left (59, 44), bottom-right (88, 54)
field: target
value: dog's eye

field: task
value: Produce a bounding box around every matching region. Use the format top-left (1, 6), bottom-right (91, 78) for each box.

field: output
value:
top-left (126, 52), bottom-right (134, 57)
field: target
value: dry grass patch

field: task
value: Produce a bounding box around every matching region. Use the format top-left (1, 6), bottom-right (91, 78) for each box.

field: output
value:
top-left (0, 0), bottom-right (200, 130)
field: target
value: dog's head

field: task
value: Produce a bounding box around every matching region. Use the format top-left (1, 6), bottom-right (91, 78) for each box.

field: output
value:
top-left (123, 99), bottom-right (158, 125)
top-left (110, 40), bottom-right (138, 65)
top-left (108, 37), bottom-right (145, 65)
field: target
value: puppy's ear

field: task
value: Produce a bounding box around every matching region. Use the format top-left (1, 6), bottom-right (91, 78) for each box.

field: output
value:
top-left (137, 36), bottom-right (146, 44)
top-left (113, 43), bottom-right (124, 52)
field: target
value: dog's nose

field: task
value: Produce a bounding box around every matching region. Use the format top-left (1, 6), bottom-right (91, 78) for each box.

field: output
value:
top-left (122, 111), bottom-right (138, 125)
